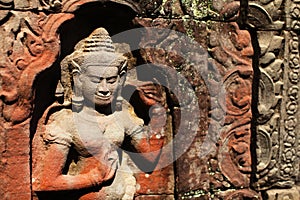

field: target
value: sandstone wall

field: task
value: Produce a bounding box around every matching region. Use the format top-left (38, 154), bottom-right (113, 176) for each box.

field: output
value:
top-left (0, 0), bottom-right (299, 199)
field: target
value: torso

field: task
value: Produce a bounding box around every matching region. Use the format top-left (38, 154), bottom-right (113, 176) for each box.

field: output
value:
top-left (44, 107), bottom-right (136, 199)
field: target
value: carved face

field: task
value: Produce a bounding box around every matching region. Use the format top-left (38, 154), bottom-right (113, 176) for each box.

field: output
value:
top-left (79, 66), bottom-right (120, 107)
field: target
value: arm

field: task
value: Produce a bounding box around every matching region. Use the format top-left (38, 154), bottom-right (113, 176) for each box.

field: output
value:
top-left (129, 106), bottom-right (166, 163)
top-left (34, 142), bottom-right (115, 191)
top-left (33, 110), bottom-right (115, 192)
top-left (124, 80), bottom-right (167, 163)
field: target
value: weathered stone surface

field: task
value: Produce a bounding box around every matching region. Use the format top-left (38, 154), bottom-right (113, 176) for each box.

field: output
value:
top-left (266, 187), bottom-right (300, 200)
top-left (133, 12), bottom-right (254, 199)
top-left (135, 165), bottom-right (174, 195)
top-left (248, 0), bottom-right (284, 30)
top-left (250, 0), bottom-right (300, 191)
top-left (135, 195), bottom-right (174, 200)
top-left (2, 0), bottom-right (300, 199)
top-left (207, 19), bottom-right (253, 191)
top-left (0, 124), bottom-right (31, 200)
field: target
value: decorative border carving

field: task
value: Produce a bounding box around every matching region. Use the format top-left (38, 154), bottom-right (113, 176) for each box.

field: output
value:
top-left (280, 30), bottom-right (300, 184)
top-left (250, 0), bottom-right (300, 190)
top-left (285, 0), bottom-right (300, 185)
top-left (0, 11), bottom-right (73, 124)
top-left (208, 19), bottom-right (253, 189)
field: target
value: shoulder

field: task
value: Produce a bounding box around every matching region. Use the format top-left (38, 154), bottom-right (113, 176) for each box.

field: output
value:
top-left (47, 108), bottom-right (73, 124)
top-left (115, 101), bottom-right (144, 126)
top-left (112, 101), bottom-right (144, 136)
top-left (41, 103), bottom-right (75, 147)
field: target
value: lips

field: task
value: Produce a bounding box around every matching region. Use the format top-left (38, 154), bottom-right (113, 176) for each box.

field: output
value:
top-left (95, 92), bottom-right (112, 100)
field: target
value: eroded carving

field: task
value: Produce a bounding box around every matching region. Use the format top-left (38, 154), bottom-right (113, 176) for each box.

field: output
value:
top-left (0, 0), bottom-right (13, 8)
top-left (208, 19), bottom-right (253, 190)
top-left (280, 31), bottom-right (300, 182)
top-left (0, 11), bottom-right (73, 123)
top-left (248, 0), bottom-right (284, 29)
top-left (32, 28), bottom-right (167, 199)
top-left (250, 0), bottom-right (300, 190)
top-left (40, 0), bottom-right (62, 10)
top-left (254, 30), bottom-right (284, 189)
top-left (135, 4), bottom-right (254, 198)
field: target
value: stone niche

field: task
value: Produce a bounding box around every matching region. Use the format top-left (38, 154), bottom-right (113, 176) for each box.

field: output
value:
top-left (0, 0), bottom-right (299, 200)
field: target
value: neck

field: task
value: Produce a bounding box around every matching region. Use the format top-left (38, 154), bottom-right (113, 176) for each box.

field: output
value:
top-left (81, 103), bottom-right (113, 116)
top-left (95, 104), bottom-right (113, 115)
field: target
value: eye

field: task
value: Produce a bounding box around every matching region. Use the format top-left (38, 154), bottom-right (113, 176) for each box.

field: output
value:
top-left (88, 76), bottom-right (103, 83)
top-left (89, 77), bottom-right (99, 83)
top-left (107, 76), bottom-right (117, 84)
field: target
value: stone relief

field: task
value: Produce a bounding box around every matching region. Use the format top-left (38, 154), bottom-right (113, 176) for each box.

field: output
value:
top-left (285, 0), bottom-right (300, 188)
top-left (207, 18), bottom-right (256, 198)
top-left (39, 0), bottom-right (62, 10)
top-left (280, 31), bottom-right (300, 184)
top-left (134, 2), bottom-right (257, 198)
top-left (249, 0), bottom-right (300, 192)
top-left (1, 0), bottom-right (299, 199)
top-left (0, 8), bottom-right (73, 198)
top-left (32, 28), bottom-right (167, 199)
top-left (0, 11), bottom-right (72, 124)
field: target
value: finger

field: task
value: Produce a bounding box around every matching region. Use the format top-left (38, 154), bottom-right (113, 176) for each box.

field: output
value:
top-left (138, 84), bottom-right (160, 91)
top-left (143, 93), bottom-right (162, 102)
top-left (137, 85), bottom-right (157, 90)
top-left (138, 84), bottom-right (158, 90)
top-left (141, 89), bottom-right (159, 94)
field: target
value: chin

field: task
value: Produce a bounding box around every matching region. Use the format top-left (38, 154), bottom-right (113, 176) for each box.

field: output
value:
top-left (94, 97), bottom-right (113, 107)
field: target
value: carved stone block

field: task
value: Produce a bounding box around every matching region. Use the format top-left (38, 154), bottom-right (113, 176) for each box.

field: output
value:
top-left (266, 187), bottom-right (300, 200)
top-left (249, 0), bottom-right (300, 191)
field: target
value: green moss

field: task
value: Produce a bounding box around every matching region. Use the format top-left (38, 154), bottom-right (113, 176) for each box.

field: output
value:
top-left (180, 0), bottom-right (219, 19)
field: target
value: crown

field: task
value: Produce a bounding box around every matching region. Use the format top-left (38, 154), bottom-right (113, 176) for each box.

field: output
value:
top-left (77, 28), bottom-right (115, 53)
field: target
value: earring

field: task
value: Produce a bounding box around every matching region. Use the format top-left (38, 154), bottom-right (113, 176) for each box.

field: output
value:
top-left (72, 73), bottom-right (83, 112)
top-left (72, 94), bottom-right (84, 112)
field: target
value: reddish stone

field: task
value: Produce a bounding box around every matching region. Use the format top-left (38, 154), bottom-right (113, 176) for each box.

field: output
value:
top-left (3, 192), bottom-right (32, 200)
top-left (135, 165), bottom-right (174, 195)
top-left (135, 195), bottom-right (174, 200)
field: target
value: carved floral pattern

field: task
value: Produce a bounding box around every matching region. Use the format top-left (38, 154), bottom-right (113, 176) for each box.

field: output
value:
top-left (254, 28), bottom-right (285, 189)
top-left (250, 0), bottom-right (300, 191)
top-left (280, 31), bottom-right (300, 181)
top-left (208, 14), bottom-right (253, 189)
top-left (0, 11), bottom-right (73, 123)
top-left (3, 0), bottom-right (298, 199)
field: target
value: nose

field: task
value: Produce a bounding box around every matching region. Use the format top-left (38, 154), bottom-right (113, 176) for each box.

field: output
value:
top-left (97, 80), bottom-right (109, 94)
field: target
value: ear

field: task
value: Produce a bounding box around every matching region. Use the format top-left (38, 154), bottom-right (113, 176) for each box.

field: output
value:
top-left (72, 72), bottom-right (84, 112)
top-left (76, 72), bottom-right (83, 83)
top-left (72, 72), bottom-right (82, 97)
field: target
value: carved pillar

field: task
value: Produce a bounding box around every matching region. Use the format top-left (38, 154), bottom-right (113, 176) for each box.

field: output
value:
top-left (250, 0), bottom-right (300, 197)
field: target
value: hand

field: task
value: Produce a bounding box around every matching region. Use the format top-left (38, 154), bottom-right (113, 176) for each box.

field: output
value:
top-left (101, 150), bottom-right (118, 182)
top-left (136, 79), bottom-right (165, 107)
top-left (89, 151), bottom-right (118, 186)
